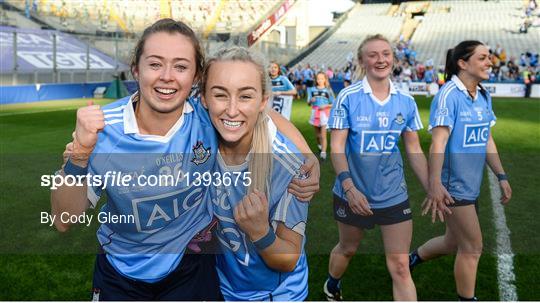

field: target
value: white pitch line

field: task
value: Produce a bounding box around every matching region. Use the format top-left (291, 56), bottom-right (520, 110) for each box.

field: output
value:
top-left (488, 170), bottom-right (518, 301)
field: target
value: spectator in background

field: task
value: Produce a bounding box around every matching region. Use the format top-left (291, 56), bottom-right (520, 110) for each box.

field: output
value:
top-left (393, 61), bottom-right (403, 81)
top-left (326, 66), bottom-right (334, 80)
top-left (520, 53), bottom-right (527, 66)
top-left (416, 61), bottom-right (425, 82)
top-left (294, 65), bottom-right (304, 99)
top-left (402, 61), bottom-right (413, 84)
top-left (302, 64), bottom-right (315, 91)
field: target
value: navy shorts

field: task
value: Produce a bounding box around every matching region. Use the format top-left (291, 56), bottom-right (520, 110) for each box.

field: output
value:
top-left (450, 196), bottom-right (479, 213)
top-left (333, 194), bottom-right (412, 230)
top-left (92, 239), bottom-right (222, 301)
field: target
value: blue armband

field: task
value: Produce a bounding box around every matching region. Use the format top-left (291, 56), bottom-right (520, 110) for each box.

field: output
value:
top-left (337, 171), bottom-right (352, 183)
top-left (253, 227), bottom-right (276, 251)
top-left (64, 158), bottom-right (88, 177)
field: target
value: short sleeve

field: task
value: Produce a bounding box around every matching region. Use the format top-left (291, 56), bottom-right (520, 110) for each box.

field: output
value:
top-left (271, 193), bottom-right (308, 236)
top-left (429, 90), bottom-right (457, 132)
top-left (405, 98), bottom-right (423, 132)
top-left (328, 91), bottom-right (350, 129)
top-left (283, 76), bottom-right (295, 91)
top-left (488, 94), bottom-right (497, 127)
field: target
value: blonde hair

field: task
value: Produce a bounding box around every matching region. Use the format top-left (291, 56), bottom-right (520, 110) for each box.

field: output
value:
top-left (202, 46), bottom-right (272, 195)
top-left (353, 34), bottom-right (394, 82)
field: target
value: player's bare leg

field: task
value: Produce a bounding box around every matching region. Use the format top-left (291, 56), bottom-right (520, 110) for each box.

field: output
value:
top-left (447, 205), bottom-right (482, 299)
top-left (381, 220), bottom-right (416, 301)
top-left (416, 224), bottom-right (458, 260)
top-left (329, 222), bottom-right (364, 278)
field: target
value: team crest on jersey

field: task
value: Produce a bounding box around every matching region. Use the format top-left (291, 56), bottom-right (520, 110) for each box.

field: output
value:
top-left (334, 109), bottom-right (345, 118)
top-left (191, 141), bottom-right (211, 165)
top-left (437, 108), bottom-right (449, 116)
top-left (395, 113), bottom-right (405, 125)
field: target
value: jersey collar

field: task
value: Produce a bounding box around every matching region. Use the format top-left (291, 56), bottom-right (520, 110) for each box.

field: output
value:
top-left (362, 76), bottom-right (397, 106)
top-left (123, 93), bottom-right (194, 141)
top-left (451, 75), bottom-right (479, 101)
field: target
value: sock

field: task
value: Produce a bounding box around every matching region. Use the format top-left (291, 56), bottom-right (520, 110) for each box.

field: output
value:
top-left (409, 249), bottom-right (424, 268)
top-left (458, 294), bottom-right (478, 301)
top-left (326, 274), bottom-right (341, 293)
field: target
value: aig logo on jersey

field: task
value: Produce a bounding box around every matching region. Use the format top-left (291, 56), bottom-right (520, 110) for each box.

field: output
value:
top-left (131, 187), bottom-right (204, 233)
top-left (361, 130), bottom-right (401, 154)
top-left (463, 123), bottom-right (490, 147)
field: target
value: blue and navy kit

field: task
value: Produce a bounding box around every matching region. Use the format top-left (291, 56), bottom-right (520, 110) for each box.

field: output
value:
top-left (328, 77), bottom-right (423, 209)
top-left (429, 75), bottom-right (496, 200)
top-left (209, 119), bottom-right (309, 301)
top-left (307, 87), bottom-right (335, 107)
top-left (87, 94), bottom-right (217, 283)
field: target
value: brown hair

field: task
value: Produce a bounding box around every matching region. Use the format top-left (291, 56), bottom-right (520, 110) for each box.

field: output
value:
top-left (130, 18), bottom-right (205, 82)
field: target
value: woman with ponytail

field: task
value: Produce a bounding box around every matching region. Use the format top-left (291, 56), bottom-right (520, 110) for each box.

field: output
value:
top-left (410, 40), bottom-right (512, 301)
top-left (201, 46), bottom-right (309, 301)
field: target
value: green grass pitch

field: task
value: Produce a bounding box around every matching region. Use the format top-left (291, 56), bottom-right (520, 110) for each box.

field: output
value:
top-left (0, 96), bottom-right (538, 300)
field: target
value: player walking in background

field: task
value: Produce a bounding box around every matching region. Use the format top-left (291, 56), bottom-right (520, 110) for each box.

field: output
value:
top-left (302, 64), bottom-right (315, 92)
top-left (51, 19), bottom-right (319, 300)
top-left (324, 34), bottom-right (431, 301)
top-left (269, 61), bottom-right (297, 120)
top-left (410, 40), bottom-right (512, 301)
top-left (307, 72), bottom-right (334, 160)
top-left (202, 46), bottom-right (309, 301)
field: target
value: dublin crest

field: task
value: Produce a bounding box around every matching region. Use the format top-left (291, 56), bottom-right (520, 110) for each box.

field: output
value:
top-left (191, 141), bottom-right (211, 165)
top-left (395, 113), bottom-right (405, 125)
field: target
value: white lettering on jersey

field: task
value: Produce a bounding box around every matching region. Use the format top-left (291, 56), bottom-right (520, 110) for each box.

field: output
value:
top-left (146, 204), bottom-right (172, 227)
top-left (463, 123), bottom-right (490, 147)
top-left (360, 130), bottom-right (401, 154)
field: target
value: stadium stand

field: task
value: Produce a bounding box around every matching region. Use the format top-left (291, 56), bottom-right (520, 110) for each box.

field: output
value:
top-left (4, 0), bottom-right (277, 35)
top-left (297, 3), bottom-right (404, 72)
top-left (411, 0), bottom-right (540, 66)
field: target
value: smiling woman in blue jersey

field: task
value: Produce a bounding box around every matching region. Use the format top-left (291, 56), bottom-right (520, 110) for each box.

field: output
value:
top-left (50, 19), bottom-right (320, 301)
top-left (324, 34), bottom-right (431, 301)
top-left (409, 40), bottom-right (512, 301)
top-left (200, 47), bottom-right (309, 301)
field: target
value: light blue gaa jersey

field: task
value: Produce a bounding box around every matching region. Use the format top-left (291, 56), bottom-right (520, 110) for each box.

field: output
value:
top-left (429, 75), bottom-right (496, 200)
top-left (210, 119), bottom-right (309, 301)
top-left (87, 93), bottom-right (217, 283)
top-left (271, 75), bottom-right (295, 93)
top-left (307, 87), bottom-right (335, 107)
top-left (328, 77), bottom-right (423, 209)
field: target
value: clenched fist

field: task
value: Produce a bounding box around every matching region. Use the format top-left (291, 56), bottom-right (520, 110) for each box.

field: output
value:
top-left (233, 190), bottom-right (270, 242)
top-left (72, 101), bottom-right (105, 165)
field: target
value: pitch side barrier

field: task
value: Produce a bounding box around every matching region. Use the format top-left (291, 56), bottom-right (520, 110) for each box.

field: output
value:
top-left (0, 80), bottom-right (137, 104)
top-left (329, 80), bottom-right (540, 98)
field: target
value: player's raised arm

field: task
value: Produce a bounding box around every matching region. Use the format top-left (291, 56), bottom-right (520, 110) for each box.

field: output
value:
top-left (50, 102), bottom-right (104, 232)
top-left (233, 190), bottom-right (303, 272)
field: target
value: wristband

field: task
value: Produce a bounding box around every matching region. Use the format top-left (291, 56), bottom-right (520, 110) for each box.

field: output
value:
top-left (337, 171), bottom-right (352, 184)
top-left (253, 227), bottom-right (276, 251)
top-left (497, 173), bottom-right (508, 181)
top-left (64, 158), bottom-right (88, 177)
